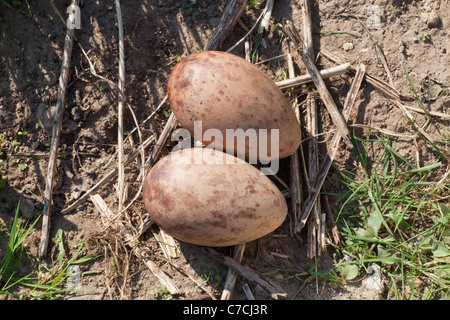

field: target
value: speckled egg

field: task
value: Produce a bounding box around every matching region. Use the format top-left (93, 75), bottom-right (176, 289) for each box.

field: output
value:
top-left (167, 51), bottom-right (301, 161)
top-left (143, 148), bottom-right (287, 247)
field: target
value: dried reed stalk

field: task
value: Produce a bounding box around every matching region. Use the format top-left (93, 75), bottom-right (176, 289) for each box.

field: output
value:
top-left (275, 63), bottom-right (349, 90)
top-left (204, 0), bottom-right (246, 51)
top-left (226, 9), bottom-right (267, 53)
top-left (40, 0), bottom-right (79, 257)
top-left (115, 0), bottom-right (126, 212)
top-left (90, 194), bottom-right (180, 295)
top-left (288, 52), bottom-right (302, 224)
top-left (322, 193), bottom-right (340, 245)
top-left (300, 0), bottom-right (323, 258)
top-left (197, 246), bottom-right (287, 299)
top-left (285, 20), bottom-right (353, 149)
top-left (320, 50), bottom-right (444, 146)
top-left (296, 64), bottom-right (366, 233)
top-left (258, 0), bottom-right (274, 35)
top-left (221, 243), bottom-right (246, 300)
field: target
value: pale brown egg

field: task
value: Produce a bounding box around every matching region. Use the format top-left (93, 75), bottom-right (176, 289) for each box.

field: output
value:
top-left (167, 51), bottom-right (301, 162)
top-left (143, 148), bottom-right (287, 247)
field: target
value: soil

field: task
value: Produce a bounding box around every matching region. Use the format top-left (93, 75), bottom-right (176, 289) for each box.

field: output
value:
top-left (0, 0), bottom-right (449, 301)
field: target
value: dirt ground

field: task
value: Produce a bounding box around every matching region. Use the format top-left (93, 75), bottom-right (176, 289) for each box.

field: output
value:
top-left (0, 0), bottom-right (449, 300)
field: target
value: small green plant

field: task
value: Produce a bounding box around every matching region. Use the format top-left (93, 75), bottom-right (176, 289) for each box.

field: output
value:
top-left (0, 1), bottom-right (12, 8)
top-left (332, 130), bottom-right (450, 299)
top-left (418, 32), bottom-right (431, 42)
top-left (1, 203), bottom-right (102, 299)
top-left (12, 158), bottom-right (27, 171)
top-left (0, 157), bottom-right (8, 190)
top-left (249, 0), bottom-right (261, 7)
top-left (0, 203), bottom-right (38, 285)
top-left (11, 140), bottom-right (19, 153)
top-left (403, 65), bottom-right (429, 118)
top-left (185, 1), bottom-right (196, 13)
top-left (151, 284), bottom-right (173, 300)
top-left (172, 55), bottom-right (182, 63)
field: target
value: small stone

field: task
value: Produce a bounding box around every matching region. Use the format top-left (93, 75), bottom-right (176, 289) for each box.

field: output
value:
top-left (366, 5), bottom-right (382, 16)
top-left (71, 106), bottom-right (82, 121)
top-left (398, 41), bottom-right (405, 53)
top-left (37, 103), bottom-right (56, 135)
top-left (342, 42), bottom-right (354, 51)
top-left (367, 14), bottom-right (382, 30)
top-left (427, 10), bottom-right (441, 28)
top-left (363, 264), bottom-right (383, 292)
top-left (20, 198), bottom-right (35, 220)
top-left (366, 5), bottom-right (382, 30)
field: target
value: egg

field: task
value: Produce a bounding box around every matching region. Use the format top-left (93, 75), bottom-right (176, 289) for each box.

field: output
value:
top-left (143, 148), bottom-right (287, 247)
top-left (167, 51), bottom-right (301, 162)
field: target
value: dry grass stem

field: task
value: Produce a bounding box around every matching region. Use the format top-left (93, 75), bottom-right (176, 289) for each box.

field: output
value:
top-left (322, 194), bottom-right (340, 244)
top-left (285, 20), bottom-right (353, 149)
top-left (61, 135), bottom-right (155, 214)
top-left (296, 64), bottom-right (366, 234)
top-left (90, 194), bottom-right (181, 295)
top-left (221, 243), bottom-right (246, 300)
top-left (115, 0), bottom-right (126, 212)
top-left (242, 283), bottom-right (256, 300)
top-left (226, 9), bottom-right (267, 53)
top-left (196, 246), bottom-right (287, 299)
top-left (259, 0), bottom-right (274, 34)
top-left (144, 112), bottom-right (178, 169)
top-left (349, 123), bottom-right (416, 139)
top-left (204, 0), bottom-right (246, 51)
top-left (288, 52), bottom-right (303, 224)
top-left (276, 63), bottom-right (350, 90)
top-left (40, 0), bottom-right (79, 257)
top-left (301, 0), bottom-right (324, 258)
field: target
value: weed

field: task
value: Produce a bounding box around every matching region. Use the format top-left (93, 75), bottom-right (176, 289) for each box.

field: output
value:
top-left (332, 130), bottom-right (450, 299)
top-left (418, 32), bottom-right (431, 42)
top-left (249, 0), bottom-right (261, 7)
top-left (0, 159), bottom-right (8, 190)
top-left (17, 130), bottom-right (29, 136)
top-left (185, 1), bottom-right (196, 13)
top-left (12, 158), bottom-right (27, 171)
top-left (151, 284), bottom-right (173, 300)
top-left (403, 65), bottom-right (429, 119)
top-left (0, 203), bottom-right (102, 299)
top-left (0, 203), bottom-right (39, 287)
top-left (0, 0), bottom-right (13, 9)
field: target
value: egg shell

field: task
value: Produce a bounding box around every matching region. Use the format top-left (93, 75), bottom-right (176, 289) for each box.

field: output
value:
top-left (143, 148), bottom-right (288, 247)
top-left (167, 51), bottom-right (301, 161)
